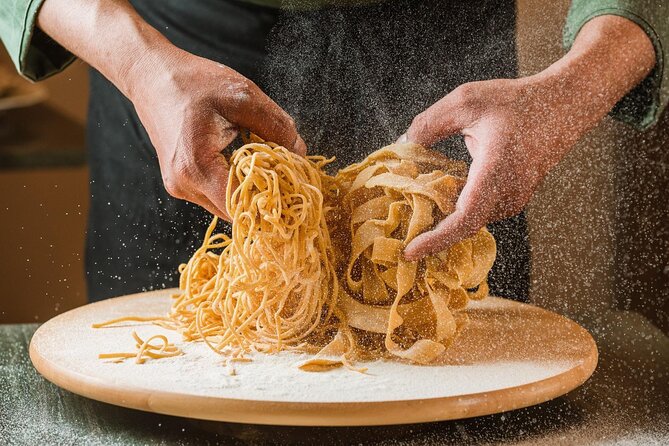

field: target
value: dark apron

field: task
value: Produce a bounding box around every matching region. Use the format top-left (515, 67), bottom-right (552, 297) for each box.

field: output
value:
top-left (86, 0), bottom-right (529, 302)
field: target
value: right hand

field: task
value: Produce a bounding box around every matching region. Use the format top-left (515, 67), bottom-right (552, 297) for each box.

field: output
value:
top-left (36, 0), bottom-right (304, 221)
top-left (126, 47), bottom-right (306, 220)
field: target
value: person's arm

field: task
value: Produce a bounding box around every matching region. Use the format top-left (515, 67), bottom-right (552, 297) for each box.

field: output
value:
top-left (401, 14), bottom-right (656, 260)
top-left (23, 0), bottom-right (305, 220)
top-left (564, 0), bottom-right (668, 130)
top-left (0, 0), bottom-right (75, 81)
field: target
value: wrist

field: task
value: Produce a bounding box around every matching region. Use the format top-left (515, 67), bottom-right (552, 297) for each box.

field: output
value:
top-left (118, 36), bottom-right (184, 103)
top-left (100, 14), bottom-right (180, 101)
top-left (529, 55), bottom-right (613, 127)
top-left (36, 0), bottom-right (180, 102)
top-left (528, 15), bottom-right (655, 127)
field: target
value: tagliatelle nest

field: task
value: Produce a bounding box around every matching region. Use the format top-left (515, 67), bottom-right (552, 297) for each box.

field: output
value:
top-left (308, 143), bottom-right (496, 367)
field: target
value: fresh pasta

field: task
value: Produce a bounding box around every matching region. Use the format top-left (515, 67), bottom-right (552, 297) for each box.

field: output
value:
top-left (325, 143), bottom-right (496, 365)
top-left (93, 141), bottom-right (496, 370)
top-left (98, 331), bottom-right (183, 364)
top-left (169, 141), bottom-right (342, 357)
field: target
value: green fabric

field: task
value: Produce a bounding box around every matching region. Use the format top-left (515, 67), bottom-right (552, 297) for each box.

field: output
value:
top-left (0, 0), bottom-right (75, 81)
top-left (564, 0), bottom-right (668, 130)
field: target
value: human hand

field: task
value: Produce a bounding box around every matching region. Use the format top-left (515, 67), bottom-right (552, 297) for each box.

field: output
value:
top-left (400, 77), bottom-right (577, 260)
top-left (401, 16), bottom-right (655, 261)
top-left (128, 47), bottom-right (306, 220)
top-left (36, 0), bottom-right (305, 221)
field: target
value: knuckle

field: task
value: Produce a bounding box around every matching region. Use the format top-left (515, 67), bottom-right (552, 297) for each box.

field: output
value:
top-left (240, 78), bottom-right (258, 97)
top-left (284, 114), bottom-right (297, 132)
top-left (410, 113), bottom-right (430, 134)
top-left (171, 155), bottom-right (190, 179)
top-left (455, 210), bottom-right (486, 235)
top-left (175, 155), bottom-right (203, 182)
top-left (452, 83), bottom-right (479, 107)
top-left (501, 192), bottom-right (527, 217)
top-left (511, 195), bottom-right (529, 214)
top-left (162, 174), bottom-right (183, 198)
top-left (226, 79), bottom-right (256, 108)
top-left (163, 155), bottom-right (198, 198)
top-left (273, 113), bottom-right (297, 143)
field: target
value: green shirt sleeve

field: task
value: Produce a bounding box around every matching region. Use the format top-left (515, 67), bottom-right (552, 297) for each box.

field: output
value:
top-left (0, 0), bottom-right (75, 82)
top-left (564, 0), bottom-right (668, 130)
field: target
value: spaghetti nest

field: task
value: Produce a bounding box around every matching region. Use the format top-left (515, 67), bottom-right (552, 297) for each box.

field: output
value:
top-left (170, 142), bottom-right (341, 356)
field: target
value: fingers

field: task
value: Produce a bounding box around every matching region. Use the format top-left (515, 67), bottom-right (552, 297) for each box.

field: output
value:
top-left (191, 124), bottom-right (237, 222)
top-left (292, 134), bottom-right (307, 157)
top-left (219, 79), bottom-right (306, 155)
top-left (164, 174), bottom-right (231, 222)
top-left (162, 158), bottom-right (233, 221)
top-left (161, 116), bottom-right (237, 221)
top-left (399, 84), bottom-right (480, 147)
top-left (197, 159), bottom-right (233, 222)
top-left (404, 157), bottom-right (493, 260)
top-left (403, 100), bottom-right (461, 148)
top-left (403, 210), bottom-right (480, 261)
top-left (195, 192), bottom-right (232, 222)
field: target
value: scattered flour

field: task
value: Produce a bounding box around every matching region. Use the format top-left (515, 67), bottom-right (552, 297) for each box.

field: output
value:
top-left (30, 290), bottom-right (577, 405)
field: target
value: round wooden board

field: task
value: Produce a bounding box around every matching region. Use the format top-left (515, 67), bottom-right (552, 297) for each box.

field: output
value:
top-left (30, 289), bottom-right (597, 426)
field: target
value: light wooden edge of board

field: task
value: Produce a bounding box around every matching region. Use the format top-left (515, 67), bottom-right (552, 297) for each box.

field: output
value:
top-left (28, 290), bottom-right (599, 427)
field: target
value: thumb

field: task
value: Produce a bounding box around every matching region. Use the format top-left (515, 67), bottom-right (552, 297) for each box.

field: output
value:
top-left (404, 156), bottom-right (492, 260)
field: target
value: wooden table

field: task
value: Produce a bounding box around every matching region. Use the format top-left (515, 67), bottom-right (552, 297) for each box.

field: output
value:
top-left (2, 309), bottom-right (667, 445)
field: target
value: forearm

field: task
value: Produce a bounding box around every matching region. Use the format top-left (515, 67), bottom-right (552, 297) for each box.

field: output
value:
top-left (36, 0), bottom-right (174, 99)
top-left (533, 15), bottom-right (655, 129)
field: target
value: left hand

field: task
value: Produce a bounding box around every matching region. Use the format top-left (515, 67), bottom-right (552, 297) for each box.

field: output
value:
top-left (401, 77), bottom-right (583, 260)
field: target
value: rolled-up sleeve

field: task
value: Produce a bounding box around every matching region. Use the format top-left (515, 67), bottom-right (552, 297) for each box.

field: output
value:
top-left (564, 1), bottom-right (668, 130)
top-left (0, 0), bottom-right (75, 81)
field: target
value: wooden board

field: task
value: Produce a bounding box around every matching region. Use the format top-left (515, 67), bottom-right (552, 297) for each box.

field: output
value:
top-left (29, 289), bottom-right (597, 426)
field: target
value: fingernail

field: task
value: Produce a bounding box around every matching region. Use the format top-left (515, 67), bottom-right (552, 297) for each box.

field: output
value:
top-left (396, 133), bottom-right (409, 144)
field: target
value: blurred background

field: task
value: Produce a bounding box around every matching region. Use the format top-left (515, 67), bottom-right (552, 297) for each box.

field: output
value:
top-left (0, 46), bottom-right (89, 323)
top-left (0, 1), bottom-right (666, 336)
